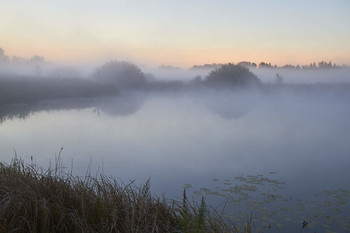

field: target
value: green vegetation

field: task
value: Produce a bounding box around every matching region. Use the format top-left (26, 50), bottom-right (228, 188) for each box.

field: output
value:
top-left (0, 157), bottom-right (256, 233)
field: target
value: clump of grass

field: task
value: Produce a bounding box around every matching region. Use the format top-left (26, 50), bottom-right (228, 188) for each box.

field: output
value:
top-left (0, 157), bottom-right (178, 232)
top-left (0, 157), bottom-right (254, 232)
top-left (176, 189), bottom-right (212, 232)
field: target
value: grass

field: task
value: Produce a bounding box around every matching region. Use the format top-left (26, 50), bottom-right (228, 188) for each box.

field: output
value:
top-left (0, 156), bottom-right (255, 233)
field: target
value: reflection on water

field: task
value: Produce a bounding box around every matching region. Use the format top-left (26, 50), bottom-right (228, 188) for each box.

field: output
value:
top-left (1, 88), bottom-right (350, 232)
top-left (94, 93), bottom-right (145, 117)
top-left (0, 91), bottom-right (146, 123)
top-left (203, 90), bottom-right (257, 119)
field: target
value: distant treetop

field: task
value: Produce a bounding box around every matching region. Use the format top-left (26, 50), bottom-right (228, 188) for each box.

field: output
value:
top-left (189, 63), bottom-right (223, 70)
top-left (204, 63), bottom-right (261, 88)
top-left (237, 61), bottom-right (257, 68)
top-left (0, 48), bottom-right (45, 65)
top-left (158, 65), bottom-right (181, 71)
top-left (189, 60), bottom-right (347, 71)
top-left (93, 61), bottom-right (146, 88)
top-left (0, 48), bottom-right (10, 63)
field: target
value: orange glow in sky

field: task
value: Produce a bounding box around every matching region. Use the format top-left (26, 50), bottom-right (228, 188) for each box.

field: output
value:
top-left (1, 0), bottom-right (349, 68)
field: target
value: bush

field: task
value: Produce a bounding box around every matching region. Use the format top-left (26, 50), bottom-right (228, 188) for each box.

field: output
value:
top-left (93, 61), bottom-right (146, 88)
top-left (205, 63), bottom-right (261, 88)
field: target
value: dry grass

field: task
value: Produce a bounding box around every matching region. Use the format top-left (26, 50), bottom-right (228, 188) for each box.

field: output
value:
top-left (0, 157), bottom-right (253, 233)
top-left (0, 157), bottom-right (177, 232)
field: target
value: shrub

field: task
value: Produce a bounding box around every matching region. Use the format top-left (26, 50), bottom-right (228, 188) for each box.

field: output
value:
top-left (93, 61), bottom-right (146, 88)
top-left (205, 63), bottom-right (261, 88)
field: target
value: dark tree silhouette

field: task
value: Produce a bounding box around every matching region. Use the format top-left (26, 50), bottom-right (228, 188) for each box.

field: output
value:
top-left (258, 62), bottom-right (272, 68)
top-left (0, 48), bottom-right (9, 63)
top-left (275, 73), bottom-right (283, 84)
top-left (237, 61), bottom-right (257, 68)
top-left (93, 61), bottom-right (146, 88)
top-left (204, 63), bottom-right (261, 88)
top-left (158, 64), bottom-right (181, 71)
top-left (189, 63), bottom-right (222, 70)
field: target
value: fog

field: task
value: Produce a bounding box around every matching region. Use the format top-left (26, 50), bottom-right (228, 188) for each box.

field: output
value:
top-left (1, 85), bottom-right (349, 200)
top-left (253, 67), bottom-right (350, 84)
top-left (1, 47), bottom-right (349, 86)
top-left (1, 57), bottom-right (349, 132)
top-left (1, 55), bottom-right (350, 231)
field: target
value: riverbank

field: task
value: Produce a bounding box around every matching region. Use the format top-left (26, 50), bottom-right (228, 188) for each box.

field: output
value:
top-left (0, 74), bottom-right (119, 106)
top-left (0, 157), bottom-right (247, 233)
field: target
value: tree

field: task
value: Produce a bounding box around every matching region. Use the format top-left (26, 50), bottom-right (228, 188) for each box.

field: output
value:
top-left (93, 61), bottom-right (146, 88)
top-left (237, 61), bottom-right (257, 68)
top-left (0, 48), bottom-right (9, 63)
top-left (204, 63), bottom-right (261, 88)
top-left (29, 55), bottom-right (45, 64)
top-left (11, 56), bottom-right (27, 64)
top-left (158, 64), bottom-right (181, 71)
top-left (258, 62), bottom-right (272, 68)
top-left (275, 73), bottom-right (283, 84)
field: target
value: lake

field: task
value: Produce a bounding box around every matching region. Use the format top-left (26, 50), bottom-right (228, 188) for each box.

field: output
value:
top-left (1, 87), bottom-right (350, 232)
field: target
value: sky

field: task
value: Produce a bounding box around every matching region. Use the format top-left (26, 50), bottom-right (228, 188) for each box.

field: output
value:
top-left (1, 0), bottom-right (350, 68)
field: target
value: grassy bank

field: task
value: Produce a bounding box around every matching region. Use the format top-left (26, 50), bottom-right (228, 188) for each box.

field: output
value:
top-left (0, 157), bottom-right (248, 233)
top-left (0, 74), bottom-right (119, 106)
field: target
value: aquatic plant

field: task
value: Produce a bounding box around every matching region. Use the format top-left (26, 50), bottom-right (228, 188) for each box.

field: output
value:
top-left (190, 174), bottom-right (350, 232)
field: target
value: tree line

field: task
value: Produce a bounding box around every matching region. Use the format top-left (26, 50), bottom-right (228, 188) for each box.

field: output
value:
top-left (2, 47), bottom-right (348, 71)
top-left (0, 48), bottom-right (45, 65)
top-left (190, 61), bottom-right (349, 70)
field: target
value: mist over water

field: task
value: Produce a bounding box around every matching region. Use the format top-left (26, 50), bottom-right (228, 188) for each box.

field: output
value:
top-left (1, 59), bottom-right (350, 231)
top-left (1, 85), bottom-right (349, 186)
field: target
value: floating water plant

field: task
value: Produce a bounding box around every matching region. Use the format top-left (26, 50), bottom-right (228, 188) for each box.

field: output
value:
top-left (186, 174), bottom-right (350, 232)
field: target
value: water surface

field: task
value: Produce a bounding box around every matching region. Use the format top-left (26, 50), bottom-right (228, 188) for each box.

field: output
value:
top-left (1, 89), bottom-right (349, 231)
